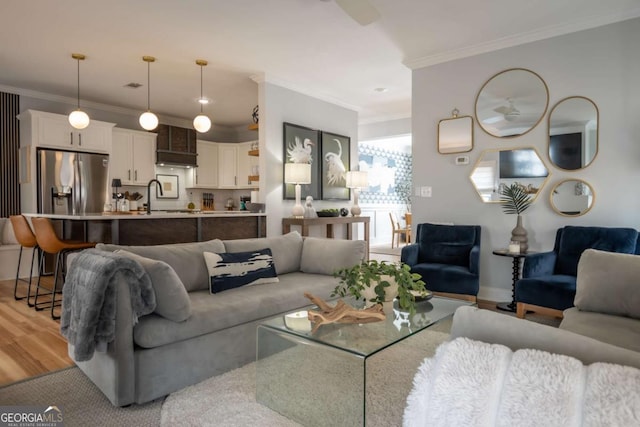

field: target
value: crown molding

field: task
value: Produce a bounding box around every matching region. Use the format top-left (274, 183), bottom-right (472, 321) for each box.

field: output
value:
top-left (250, 73), bottom-right (361, 113)
top-left (404, 9), bottom-right (640, 69)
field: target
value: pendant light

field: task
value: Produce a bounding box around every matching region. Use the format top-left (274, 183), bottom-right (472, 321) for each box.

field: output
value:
top-left (139, 56), bottom-right (159, 131)
top-left (193, 59), bottom-right (212, 133)
top-left (68, 53), bottom-right (90, 129)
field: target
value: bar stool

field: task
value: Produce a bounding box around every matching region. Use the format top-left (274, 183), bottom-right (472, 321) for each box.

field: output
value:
top-left (9, 215), bottom-right (40, 305)
top-left (30, 217), bottom-right (96, 319)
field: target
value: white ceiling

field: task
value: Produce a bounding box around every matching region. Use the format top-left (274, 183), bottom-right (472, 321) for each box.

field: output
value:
top-left (1, 0), bottom-right (638, 128)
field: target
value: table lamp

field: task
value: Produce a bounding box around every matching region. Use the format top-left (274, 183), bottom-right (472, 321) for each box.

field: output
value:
top-left (284, 163), bottom-right (312, 218)
top-left (111, 178), bottom-right (122, 212)
top-left (346, 170), bottom-right (368, 216)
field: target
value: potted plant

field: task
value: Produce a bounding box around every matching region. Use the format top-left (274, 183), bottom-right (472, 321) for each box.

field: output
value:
top-left (332, 260), bottom-right (427, 315)
top-left (499, 183), bottom-right (532, 252)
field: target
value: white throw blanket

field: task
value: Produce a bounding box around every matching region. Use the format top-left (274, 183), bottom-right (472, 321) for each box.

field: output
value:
top-left (404, 337), bottom-right (640, 427)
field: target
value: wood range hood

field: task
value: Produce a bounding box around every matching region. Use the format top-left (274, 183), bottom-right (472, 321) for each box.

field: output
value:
top-left (155, 124), bottom-right (198, 167)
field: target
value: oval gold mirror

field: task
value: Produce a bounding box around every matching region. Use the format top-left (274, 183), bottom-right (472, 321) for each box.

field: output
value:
top-left (475, 68), bottom-right (549, 138)
top-left (548, 96), bottom-right (598, 170)
top-left (469, 147), bottom-right (550, 203)
top-left (550, 179), bottom-right (594, 216)
top-left (438, 114), bottom-right (473, 154)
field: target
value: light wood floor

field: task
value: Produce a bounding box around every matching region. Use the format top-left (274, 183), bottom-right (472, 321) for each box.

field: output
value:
top-left (0, 277), bottom-right (74, 386)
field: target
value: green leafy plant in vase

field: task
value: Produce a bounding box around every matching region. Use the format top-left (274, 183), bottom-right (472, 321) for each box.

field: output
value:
top-left (332, 260), bottom-right (426, 315)
top-left (499, 183), bottom-right (532, 252)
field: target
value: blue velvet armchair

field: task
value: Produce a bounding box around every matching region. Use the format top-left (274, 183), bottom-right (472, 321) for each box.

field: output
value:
top-left (515, 226), bottom-right (639, 318)
top-left (401, 223), bottom-right (481, 301)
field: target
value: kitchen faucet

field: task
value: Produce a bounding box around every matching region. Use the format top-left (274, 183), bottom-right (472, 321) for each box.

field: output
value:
top-left (146, 179), bottom-right (163, 214)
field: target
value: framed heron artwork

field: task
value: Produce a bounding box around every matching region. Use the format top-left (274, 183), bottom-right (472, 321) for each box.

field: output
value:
top-left (320, 131), bottom-right (350, 200)
top-left (283, 122), bottom-right (321, 200)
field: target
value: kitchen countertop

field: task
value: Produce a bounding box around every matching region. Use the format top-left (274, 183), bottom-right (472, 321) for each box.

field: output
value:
top-left (23, 211), bottom-right (266, 220)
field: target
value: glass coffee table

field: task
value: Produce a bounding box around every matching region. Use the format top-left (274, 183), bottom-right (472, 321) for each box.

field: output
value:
top-left (256, 296), bottom-right (472, 426)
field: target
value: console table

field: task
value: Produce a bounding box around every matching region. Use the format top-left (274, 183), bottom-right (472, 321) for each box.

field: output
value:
top-left (282, 216), bottom-right (370, 260)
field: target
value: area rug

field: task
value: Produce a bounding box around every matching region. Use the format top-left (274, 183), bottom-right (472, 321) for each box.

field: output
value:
top-left (161, 330), bottom-right (450, 427)
top-left (0, 366), bottom-right (162, 427)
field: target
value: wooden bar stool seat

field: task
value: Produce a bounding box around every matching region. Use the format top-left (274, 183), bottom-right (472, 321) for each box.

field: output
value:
top-left (30, 217), bottom-right (97, 320)
top-left (9, 215), bottom-right (40, 305)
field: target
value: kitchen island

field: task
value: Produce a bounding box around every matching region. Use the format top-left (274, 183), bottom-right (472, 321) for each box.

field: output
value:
top-left (24, 211), bottom-right (266, 245)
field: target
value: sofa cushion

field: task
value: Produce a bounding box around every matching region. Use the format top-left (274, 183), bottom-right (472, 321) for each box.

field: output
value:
top-left (204, 248), bottom-right (279, 293)
top-left (116, 250), bottom-right (192, 322)
top-left (222, 231), bottom-right (303, 275)
top-left (555, 226), bottom-right (638, 276)
top-left (574, 249), bottom-right (640, 320)
top-left (300, 237), bottom-right (365, 275)
top-left (133, 272), bottom-right (340, 348)
top-left (96, 239), bottom-right (225, 292)
top-left (515, 275), bottom-right (576, 311)
top-left (561, 307), bottom-right (640, 353)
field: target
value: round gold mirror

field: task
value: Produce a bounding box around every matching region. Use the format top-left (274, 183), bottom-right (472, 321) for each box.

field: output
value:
top-left (548, 96), bottom-right (598, 170)
top-left (475, 68), bottom-right (549, 138)
top-left (550, 179), bottom-right (594, 217)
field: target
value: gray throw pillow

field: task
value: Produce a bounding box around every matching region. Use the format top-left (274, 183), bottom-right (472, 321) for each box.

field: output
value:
top-left (116, 250), bottom-right (192, 322)
top-left (575, 249), bottom-right (640, 319)
top-left (300, 237), bottom-right (365, 275)
top-left (97, 239), bottom-right (225, 292)
top-left (223, 231), bottom-right (303, 274)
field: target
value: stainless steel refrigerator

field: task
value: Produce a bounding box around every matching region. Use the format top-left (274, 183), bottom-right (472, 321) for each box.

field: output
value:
top-left (37, 148), bottom-right (109, 214)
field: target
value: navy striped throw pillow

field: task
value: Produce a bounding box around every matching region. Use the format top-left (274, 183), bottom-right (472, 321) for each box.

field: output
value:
top-left (203, 248), bottom-right (279, 294)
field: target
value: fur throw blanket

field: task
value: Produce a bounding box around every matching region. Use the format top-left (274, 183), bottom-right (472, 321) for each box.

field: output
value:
top-left (60, 249), bottom-right (156, 361)
top-left (404, 337), bottom-right (640, 427)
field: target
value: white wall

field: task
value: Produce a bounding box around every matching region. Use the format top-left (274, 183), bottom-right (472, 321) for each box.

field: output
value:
top-left (412, 18), bottom-right (640, 301)
top-left (259, 81), bottom-right (359, 236)
top-left (358, 117), bottom-right (411, 141)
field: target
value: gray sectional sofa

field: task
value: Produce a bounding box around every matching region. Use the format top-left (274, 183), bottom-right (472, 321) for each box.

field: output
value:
top-left (452, 249), bottom-right (640, 369)
top-left (66, 231), bottom-right (366, 406)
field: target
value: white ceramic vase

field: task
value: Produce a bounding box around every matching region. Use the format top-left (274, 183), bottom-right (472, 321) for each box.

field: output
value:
top-left (361, 275), bottom-right (398, 307)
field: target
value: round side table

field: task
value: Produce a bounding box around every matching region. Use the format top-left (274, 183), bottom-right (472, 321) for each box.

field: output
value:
top-left (492, 249), bottom-right (535, 312)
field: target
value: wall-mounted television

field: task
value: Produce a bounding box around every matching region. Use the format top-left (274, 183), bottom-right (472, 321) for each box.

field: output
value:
top-left (499, 148), bottom-right (549, 179)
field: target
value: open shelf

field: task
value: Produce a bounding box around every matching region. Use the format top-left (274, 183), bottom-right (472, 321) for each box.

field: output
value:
top-left (248, 149), bottom-right (259, 157)
top-left (248, 175), bottom-right (259, 182)
top-left (248, 123), bottom-right (259, 131)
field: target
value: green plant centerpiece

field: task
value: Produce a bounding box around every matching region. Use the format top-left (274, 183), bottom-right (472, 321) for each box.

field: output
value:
top-left (332, 260), bottom-right (426, 315)
top-left (499, 183), bottom-right (532, 252)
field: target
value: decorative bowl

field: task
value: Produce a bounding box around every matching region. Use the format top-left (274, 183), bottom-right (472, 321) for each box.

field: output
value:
top-left (317, 211), bottom-right (339, 217)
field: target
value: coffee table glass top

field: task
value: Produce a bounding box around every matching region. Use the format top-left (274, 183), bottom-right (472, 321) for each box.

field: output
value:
top-left (260, 296), bottom-right (472, 357)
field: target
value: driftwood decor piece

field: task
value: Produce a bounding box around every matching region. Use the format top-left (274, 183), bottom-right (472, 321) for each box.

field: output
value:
top-left (304, 293), bottom-right (385, 333)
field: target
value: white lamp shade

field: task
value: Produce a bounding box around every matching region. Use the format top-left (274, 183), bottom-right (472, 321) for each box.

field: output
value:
top-left (284, 163), bottom-right (312, 184)
top-left (346, 170), bottom-right (368, 188)
top-left (139, 111), bottom-right (159, 130)
top-left (193, 114), bottom-right (212, 133)
top-left (68, 109), bottom-right (90, 129)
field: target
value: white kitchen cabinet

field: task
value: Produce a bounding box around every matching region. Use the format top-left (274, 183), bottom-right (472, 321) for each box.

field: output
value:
top-left (185, 140), bottom-right (218, 188)
top-left (111, 128), bottom-right (156, 185)
top-left (217, 144), bottom-right (238, 188)
top-left (18, 109), bottom-right (114, 153)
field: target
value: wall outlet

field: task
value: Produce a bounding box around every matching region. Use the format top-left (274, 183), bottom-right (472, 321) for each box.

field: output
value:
top-left (421, 186), bottom-right (432, 197)
top-left (455, 155), bottom-right (469, 165)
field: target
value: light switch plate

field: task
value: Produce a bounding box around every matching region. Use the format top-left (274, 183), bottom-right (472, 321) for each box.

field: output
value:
top-left (421, 186), bottom-right (432, 197)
